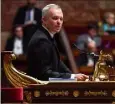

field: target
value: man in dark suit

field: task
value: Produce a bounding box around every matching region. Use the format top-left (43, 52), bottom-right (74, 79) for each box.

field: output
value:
top-left (13, 0), bottom-right (42, 53)
top-left (27, 4), bottom-right (88, 81)
top-left (5, 25), bottom-right (26, 55)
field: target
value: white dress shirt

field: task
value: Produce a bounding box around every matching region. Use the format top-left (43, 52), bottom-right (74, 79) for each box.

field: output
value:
top-left (25, 8), bottom-right (36, 24)
top-left (13, 37), bottom-right (23, 55)
top-left (87, 37), bottom-right (95, 66)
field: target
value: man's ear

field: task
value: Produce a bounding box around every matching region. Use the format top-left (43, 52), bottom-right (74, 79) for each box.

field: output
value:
top-left (42, 17), bottom-right (46, 23)
top-left (41, 17), bottom-right (44, 23)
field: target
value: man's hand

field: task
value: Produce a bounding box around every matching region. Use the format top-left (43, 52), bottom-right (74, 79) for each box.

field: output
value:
top-left (87, 41), bottom-right (96, 49)
top-left (87, 41), bottom-right (97, 52)
top-left (75, 73), bottom-right (89, 81)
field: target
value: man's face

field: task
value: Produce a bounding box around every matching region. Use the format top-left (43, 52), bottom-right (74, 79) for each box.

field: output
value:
top-left (42, 8), bottom-right (63, 34)
top-left (15, 27), bottom-right (23, 38)
top-left (106, 14), bottom-right (115, 25)
top-left (88, 28), bottom-right (97, 37)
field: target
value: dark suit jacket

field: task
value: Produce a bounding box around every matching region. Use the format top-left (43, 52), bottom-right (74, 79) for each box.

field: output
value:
top-left (5, 36), bottom-right (26, 55)
top-left (27, 27), bottom-right (71, 80)
top-left (13, 5), bottom-right (42, 26)
top-left (13, 5), bottom-right (42, 53)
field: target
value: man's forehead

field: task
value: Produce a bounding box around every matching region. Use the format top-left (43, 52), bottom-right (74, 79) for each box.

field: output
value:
top-left (107, 13), bottom-right (114, 18)
top-left (109, 14), bottom-right (115, 17)
top-left (16, 27), bottom-right (22, 31)
top-left (48, 8), bottom-right (63, 16)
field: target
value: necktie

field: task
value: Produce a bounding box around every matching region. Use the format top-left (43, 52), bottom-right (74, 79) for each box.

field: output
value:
top-left (26, 10), bottom-right (31, 21)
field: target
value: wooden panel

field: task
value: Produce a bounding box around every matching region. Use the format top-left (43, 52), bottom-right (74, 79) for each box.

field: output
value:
top-left (24, 82), bottom-right (115, 103)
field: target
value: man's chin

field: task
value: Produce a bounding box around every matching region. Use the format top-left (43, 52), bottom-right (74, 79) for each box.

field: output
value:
top-left (56, 29), bottom-right (61, 33)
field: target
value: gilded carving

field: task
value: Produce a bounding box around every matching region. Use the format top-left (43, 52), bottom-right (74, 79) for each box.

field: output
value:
top-left (34, 90), bottom-right (40, 97)
top-left (45, 90), bottom-right (69, 96)
top-left (24, 91), bottom-right (32, 103)
top-left (73, 90), bottom-right (80, 97)
top-left (84, 90), bottom-right (108, 96)
top-left (112, 90), bottom-right (115, 97)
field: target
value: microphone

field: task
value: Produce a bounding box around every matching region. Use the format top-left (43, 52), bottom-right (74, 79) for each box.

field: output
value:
top-left (90, 52), bottom-right (99, 57)
top-left (73, 44), bottom-right (115, 68)
top-left (73, 43), bottom-right (99, 58)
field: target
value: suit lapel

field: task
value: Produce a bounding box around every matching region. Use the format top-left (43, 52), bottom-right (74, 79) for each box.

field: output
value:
top-left (53, 40), bottom-right (60, 60)
top-left (40, 26), bottom-right (60, 60)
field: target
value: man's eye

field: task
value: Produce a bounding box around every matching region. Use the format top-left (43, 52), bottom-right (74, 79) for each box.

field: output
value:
top-left (60, 18), bottom-right (63, 21)
top-left (52, 17), bottom-right (58, 20)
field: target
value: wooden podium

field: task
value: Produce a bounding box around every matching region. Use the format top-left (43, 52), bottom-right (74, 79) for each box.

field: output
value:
top-left (2, 51), bottom-right (115, 103)
top-left (24, 81), bottom-right (115, 103)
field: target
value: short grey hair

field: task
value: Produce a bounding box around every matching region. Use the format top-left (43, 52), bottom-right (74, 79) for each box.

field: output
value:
top-left (42, 4), bottom-right (61, 17)
top-left (104, 12), bottom-right (115, 19)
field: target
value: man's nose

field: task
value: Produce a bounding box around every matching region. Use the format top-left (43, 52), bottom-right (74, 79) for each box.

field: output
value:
top-left (57, 19), bottom-right (61, 24)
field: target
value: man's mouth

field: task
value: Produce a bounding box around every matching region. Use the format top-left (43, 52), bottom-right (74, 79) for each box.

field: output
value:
top-left (56, 26), bottom-right (61, 28)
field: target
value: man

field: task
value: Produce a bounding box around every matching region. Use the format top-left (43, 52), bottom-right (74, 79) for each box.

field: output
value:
top-left (27, 4), bottom-right (88, 81)
top-left (75, 23), bottom-right (102, 67)
top-left (5, 25), bottom-right (26, 55)
top-left (103, 12), bottom-right (115, 35)
top-left (13, 0), bottom-right (42, 53)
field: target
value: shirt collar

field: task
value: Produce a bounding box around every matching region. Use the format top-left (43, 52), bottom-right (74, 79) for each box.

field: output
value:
top-left (42, 25), bottom-right (55, 38)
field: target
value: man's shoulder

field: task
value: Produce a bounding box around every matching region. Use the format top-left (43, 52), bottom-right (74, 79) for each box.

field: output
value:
top-left (34, 29), bottom-right (48, 38)
top-left (30, 29), bottom-right (49, 43)
top-left (35, 7), bottom-right (42, 11)
top-left (7, 35), bottom-right (15, 41)
top-left (78, 34), bottom-right (89, 39)
top-left (28, 29), bottom-right (52, 50)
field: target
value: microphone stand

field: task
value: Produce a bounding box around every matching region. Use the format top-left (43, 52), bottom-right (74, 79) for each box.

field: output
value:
top-left (73, 43), bottom-right (99, 72)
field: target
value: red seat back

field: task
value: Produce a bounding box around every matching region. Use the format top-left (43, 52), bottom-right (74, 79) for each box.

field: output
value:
top-left (1, 88), bottom-right (23, 103)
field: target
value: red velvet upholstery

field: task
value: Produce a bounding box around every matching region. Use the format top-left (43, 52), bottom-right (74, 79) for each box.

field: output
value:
top-left (1, 88), bottom-right (23, 103)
